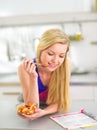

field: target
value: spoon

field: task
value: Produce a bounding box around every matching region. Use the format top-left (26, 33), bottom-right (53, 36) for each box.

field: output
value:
top-left (35, 63), bottom-right (48, 67)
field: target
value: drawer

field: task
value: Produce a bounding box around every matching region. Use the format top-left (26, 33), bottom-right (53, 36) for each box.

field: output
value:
top-left (94, 86), bottom-right (97, 101)
top-left (0, 86), bottom-right (22, 101)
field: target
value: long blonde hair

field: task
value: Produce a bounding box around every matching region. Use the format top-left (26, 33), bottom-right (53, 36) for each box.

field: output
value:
top-left (36, 28), bottom-right (70, 112)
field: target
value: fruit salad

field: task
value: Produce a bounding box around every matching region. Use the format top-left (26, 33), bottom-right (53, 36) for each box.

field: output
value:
top-left (17, 103), bottom-right (37, 115)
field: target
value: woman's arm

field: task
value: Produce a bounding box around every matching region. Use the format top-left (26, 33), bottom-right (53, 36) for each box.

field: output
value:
top-left (18, 59), bottom-right (39, 106)
top-left (43, 102), bottom-right (58, 115)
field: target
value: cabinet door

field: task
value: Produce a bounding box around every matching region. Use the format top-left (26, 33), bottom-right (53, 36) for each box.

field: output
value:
top-left (70, 86), bottom-right (94, 100)
top-left (94, 86), bottom-right (97, 101)
top-left (0, 86), bottom-right (22, 101)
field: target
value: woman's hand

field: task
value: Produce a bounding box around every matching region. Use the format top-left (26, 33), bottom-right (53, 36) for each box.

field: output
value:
top-left (23, 58), bottom-right (38, 79)
top-left (21, 108), bottom-right (45, 120)
top-left (17, 103), bottom-right (58, 120)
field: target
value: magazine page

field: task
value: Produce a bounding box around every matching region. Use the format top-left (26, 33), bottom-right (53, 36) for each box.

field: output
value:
top-left (50, 109), bottom-right (97, 129)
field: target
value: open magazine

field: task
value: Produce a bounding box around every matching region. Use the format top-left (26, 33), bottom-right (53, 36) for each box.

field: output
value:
top-left (50, 109), bottom-right (97, 130)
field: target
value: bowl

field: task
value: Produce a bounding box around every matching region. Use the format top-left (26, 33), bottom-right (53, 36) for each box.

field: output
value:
top-left (16, 103), bottom-right (37, 115)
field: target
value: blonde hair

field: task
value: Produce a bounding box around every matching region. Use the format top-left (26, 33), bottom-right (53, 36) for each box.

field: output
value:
top-left (36, 28), bottom-right (70, 112)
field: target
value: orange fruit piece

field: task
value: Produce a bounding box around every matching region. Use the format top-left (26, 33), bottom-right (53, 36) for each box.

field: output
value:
top-left (42, 63), bottom-right (48, 67)
top-left (17, 103), bottom-right (37, 115)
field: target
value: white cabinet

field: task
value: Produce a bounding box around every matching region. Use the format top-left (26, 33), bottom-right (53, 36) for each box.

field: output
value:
top-left (70, 73), bottom-right (97, 101)
top-left (0, 86), bottom-right (22, 102)
top-left (70, 86), bottom-right (95, 100)
top-left (94, 86), bottom-right (97, 102)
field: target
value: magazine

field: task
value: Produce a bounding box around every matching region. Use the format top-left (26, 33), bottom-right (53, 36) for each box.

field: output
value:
top-left (50, 109), bottom-right (97, 130)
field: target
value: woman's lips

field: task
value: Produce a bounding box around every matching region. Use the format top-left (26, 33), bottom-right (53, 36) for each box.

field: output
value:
top-left (49, 64), bottom-right (58, 69)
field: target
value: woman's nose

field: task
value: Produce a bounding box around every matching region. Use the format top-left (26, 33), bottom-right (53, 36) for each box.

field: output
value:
top-left (52, 56), bottom-right (59, 63)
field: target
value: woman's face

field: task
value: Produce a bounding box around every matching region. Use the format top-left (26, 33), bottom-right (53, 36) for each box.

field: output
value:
top-left (40, 43), bottom-right (68, 71)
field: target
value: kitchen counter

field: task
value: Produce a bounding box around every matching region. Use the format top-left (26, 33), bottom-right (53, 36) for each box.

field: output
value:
top-left (0, 72), bottom-right (97, 86)
top-left (0, 100), bottom-right (97, 130)
top-left (0, 73), bottom-right (20, 86)
top-left (70, 72), bottom-right (97, 86)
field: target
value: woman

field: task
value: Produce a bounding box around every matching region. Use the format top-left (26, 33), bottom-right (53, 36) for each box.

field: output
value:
top-left (18, 28), bottom-right (71, 120)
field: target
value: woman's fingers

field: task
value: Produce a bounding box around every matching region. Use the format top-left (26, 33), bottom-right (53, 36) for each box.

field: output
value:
top-left (29, 64), bottom-right (36, 74)
top-left (17, 112), bottom-right (27, 119)
top-left (23, 113), bottom-right (38, 120)
top-left (23, 59), bottom-right (36, 73)
top-left (23, 58), bottom-right (29, 69)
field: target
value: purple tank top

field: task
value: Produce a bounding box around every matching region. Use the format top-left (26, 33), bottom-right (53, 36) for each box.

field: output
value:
top-left (34, 58), bottom-right (48, 102)
top-left (36, 67), bottom-right (47, 93)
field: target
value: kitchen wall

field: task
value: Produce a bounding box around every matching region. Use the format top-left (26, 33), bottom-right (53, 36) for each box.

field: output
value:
top-left (0, 0), bottom-right (94, 16)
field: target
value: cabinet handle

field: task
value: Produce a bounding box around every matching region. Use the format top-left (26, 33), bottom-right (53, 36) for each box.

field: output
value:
top-left (3, 92), bottom-right (20, 95)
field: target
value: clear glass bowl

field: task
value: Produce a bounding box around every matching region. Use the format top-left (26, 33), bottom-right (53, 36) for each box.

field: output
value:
top-left (16, 103), bottom-right (37, 115)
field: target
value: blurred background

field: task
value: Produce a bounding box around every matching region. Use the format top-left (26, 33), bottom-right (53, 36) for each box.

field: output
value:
top-left (0, 0), bottom-right (97, 102)
top-left (1, 2), bottom-right (97, 130)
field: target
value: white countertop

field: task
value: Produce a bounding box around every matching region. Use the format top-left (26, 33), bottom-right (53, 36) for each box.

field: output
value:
top-left (0, 73), bottom-right (20, 86)
top-left (0, 100), bottom-right (97, 130)
top-left (70, 72), bottom-right (97, 85)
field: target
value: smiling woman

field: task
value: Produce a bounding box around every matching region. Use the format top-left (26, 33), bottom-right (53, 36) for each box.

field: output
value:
top-left (39, 43), bottom-right (67, 71)
top-left (18, 28), bottom-right (71, 120)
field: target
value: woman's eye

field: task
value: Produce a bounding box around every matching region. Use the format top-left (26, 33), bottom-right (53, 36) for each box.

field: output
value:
top-left (59, 55), bottom-right (65, 58)
top-left (48, 52), bottom-right (53, 56)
